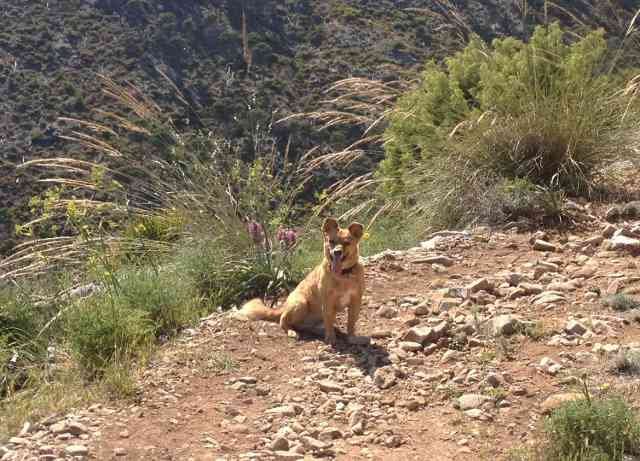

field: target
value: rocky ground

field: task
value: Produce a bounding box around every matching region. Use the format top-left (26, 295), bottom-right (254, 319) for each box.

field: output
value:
top-left (3, 205), bottom-right (640, 461)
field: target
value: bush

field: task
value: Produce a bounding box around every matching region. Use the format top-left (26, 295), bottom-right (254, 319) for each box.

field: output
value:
top-left (65, 296), bottom-right (154, 375)
top-left (544, 396), bottom-right (640, 460)
top-left (603, 294), bottom-right (640, 311)
top-left (380, 24), bottom-right (640, 228)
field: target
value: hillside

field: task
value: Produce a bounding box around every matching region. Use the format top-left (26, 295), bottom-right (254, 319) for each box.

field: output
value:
top-left (1, 0), bottom-right (639, 252)
top-left (4, 221), bottom-right (640, 460)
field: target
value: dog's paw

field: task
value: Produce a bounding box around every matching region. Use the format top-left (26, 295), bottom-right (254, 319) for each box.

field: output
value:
top-left (324, 332), bottom-right (337, 346)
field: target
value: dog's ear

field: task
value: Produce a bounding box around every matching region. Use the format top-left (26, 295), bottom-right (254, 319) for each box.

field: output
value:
top-left (322, 217), bottom-right (339, 236)
top-left (348, 222), bottom-right (364, 240)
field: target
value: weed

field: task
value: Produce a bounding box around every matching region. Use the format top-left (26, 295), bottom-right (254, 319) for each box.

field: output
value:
top-left (603, 294), bottom-right (640, 312)
top-left (544, 396), bottom-right (640, 460)
top-left (609, 349), bottom-right (640, 375)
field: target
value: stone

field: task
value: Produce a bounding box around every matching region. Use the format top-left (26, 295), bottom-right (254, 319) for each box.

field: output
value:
top-left (456, 394), bottom-right (489, 411)
top-left (267, 405), bottom-right (300, 417)
top-left (403, 322), bottom-right (448, 345)
top-left (492, 315), bottom-right (521, 336)
top-left (318, 380), bottom-right (344, 393)
top-left (67, 422), bottom-right (89, 436)
top-left (608, 235), bottom-right (640, 252)
top-left (533, 292), bottom-right (566, 305)
top-left (541, 393), bottom-right (585, 414)
top-left (436, 298), bottom-right (462, 311)
top-left (50, 422), bottom-right (68, 434)
top-left (373, 367), bottom-right (397, 389)
top-left (540, 357), bottom-right (562, 375)
top-left (271, 437), bottom-right (290, 451)
top-left (565, 320), bottom-right (588, 336)
top-left (399, 341), bottom-right (423, 352)
top-left (114, 448), bottom-right (127, 457)
top-left (518, 283), bottom-right (543, 295)
top-left (65, 445), bottom-right (89, 457)
top-left (467, 278), bottom-right (493, 293)
top-left (419, 255), bottom-right (455, 267)
top-left (376, 305), bottom-right (398, 319)
top-left (413, 302), bottom-right (430, 316)
top-left (504, 272), bottom-right (524, 286)
top-left (533, 240), bottom-right (556, 252)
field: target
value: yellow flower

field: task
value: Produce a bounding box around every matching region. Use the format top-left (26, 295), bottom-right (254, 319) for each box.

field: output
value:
top-left (362, 232), bottom-right (370, 241)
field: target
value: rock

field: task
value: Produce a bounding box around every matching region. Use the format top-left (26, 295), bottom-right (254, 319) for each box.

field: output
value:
top-left (373, 366), bottom-right (397, 389)
top-left (519, 283), bottom-right (543, 295)
top-left (114, 448), bottom-right (127, 457)
top-left (419, 255), bottom-right (455, 267)
top-left (492, 315), bottom-right (521, 336)
top-left (267, 405), bottom-right (300, 417)
top-left (533, 291), bottom-right (566, 305)
top-left (565, 320), bottom-right (588, 336)
top-left (483, 372), bottom-right (503, 388)
top-left (371, 330), bottom-right (393, 338)
top-left (436, 298), bottom-right (462, 312)
top-left (68, 421), bottom-right (89, 436)
top-left (320, 428), bottom-right (342, 441)
top-left (50, 421), bottom-right (68, 434)
top-left (505, 272), bottom-right (524, 286)
top-left (539, 357), bottom-right (562, 375)
top-left (271, 437), bottom-right (290, 451)
top-left (318, 380), bottom-right (344, 393)
top-left (377, 305), bottom-right (399, 319)
top-left (65, 445), bottom-right (89, 457)
top-left (399, 341), bottom-right (423, 352)
top-left (238, 376), bottom-right (258, 384)
top-left (607, 235), bottom-right (640, 252)
top-left (349, 409), bottom-right (365, 435)
top-left (119, 429), bottom-right (130, 438)
top-left (8, 438), bottom-right (29, 446)
top-left (413, 302), bottom-right (430, 316)
top-left (541, 393), bottom-right (585, 414)
top-left (602, 224), bottom-right (617, 238)
top-left (533, 240), bottom-right (556, 252)
top-left (403, 322), bottom-right (448, 345)
top-left (301, 436), bottom-right (330, 451)
top-left (456, 394), bottom-right (489, 411)
top-left (467, 278), bottom-right (493, 293)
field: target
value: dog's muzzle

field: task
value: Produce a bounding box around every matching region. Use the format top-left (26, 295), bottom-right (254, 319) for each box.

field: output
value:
top-left (330, 246), bottom-right (344, 274)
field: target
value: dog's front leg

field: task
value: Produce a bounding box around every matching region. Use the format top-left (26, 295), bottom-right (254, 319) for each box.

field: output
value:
top-left (322, 302), bottom-right (337, 345)
top-left (347, 297), bottom-right (362, 338)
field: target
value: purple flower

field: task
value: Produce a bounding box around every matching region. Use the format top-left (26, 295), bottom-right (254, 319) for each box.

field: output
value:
top-left (246, 220), bottom-right (265, 245)
top-left (276, 227), bottom-right (297, 249)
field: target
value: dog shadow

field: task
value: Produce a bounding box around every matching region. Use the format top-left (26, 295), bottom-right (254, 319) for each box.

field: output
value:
top-left (294, 328), bottom-right (392, 377)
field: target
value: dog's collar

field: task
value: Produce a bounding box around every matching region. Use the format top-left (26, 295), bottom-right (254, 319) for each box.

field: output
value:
top-left (340, 265), bottom-right (356, 275)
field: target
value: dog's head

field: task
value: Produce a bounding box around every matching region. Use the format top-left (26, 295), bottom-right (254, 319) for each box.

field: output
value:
top-left (322, 218), bottom-right (364, 275)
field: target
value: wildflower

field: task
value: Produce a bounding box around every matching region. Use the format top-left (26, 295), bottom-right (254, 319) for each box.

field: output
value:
top-left (246, 220), bottom-right (265, 245)
top-left (363, 232), bottom-right (370, 241)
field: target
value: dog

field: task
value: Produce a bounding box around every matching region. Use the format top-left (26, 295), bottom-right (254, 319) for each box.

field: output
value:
top-left (235, 217), bottom-right (365, 345)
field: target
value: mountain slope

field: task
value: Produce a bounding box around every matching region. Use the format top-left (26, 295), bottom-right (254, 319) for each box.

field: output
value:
top-left (0, 0), bottom-right (638, 251)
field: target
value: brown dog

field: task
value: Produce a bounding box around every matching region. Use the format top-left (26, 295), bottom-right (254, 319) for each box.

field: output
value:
top-left (236, 218), bottom-right (365, 345)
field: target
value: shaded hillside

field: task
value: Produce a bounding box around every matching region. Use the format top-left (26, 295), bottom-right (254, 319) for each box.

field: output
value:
top-left (0, 0), bottom-right (638, 251)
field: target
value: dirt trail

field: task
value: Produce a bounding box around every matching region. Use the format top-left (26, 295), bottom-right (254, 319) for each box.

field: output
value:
top-left (4, 222), bottom-right (640, 461)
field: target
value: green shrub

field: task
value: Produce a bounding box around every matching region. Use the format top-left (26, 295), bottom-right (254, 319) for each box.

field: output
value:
top-left (544, 396), bottom-right (640, 460)
top-left (381, 24), bottom-right (640, 228)
top-left (603, 294), bottom-right (640, 312)
top-left (64, 292), bottom-right (155, 375)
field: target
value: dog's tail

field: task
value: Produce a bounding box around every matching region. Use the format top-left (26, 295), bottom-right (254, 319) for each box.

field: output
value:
top-left (233, 298), bottom-right (283, 322)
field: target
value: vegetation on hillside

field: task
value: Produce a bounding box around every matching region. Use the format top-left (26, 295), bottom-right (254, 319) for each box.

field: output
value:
top-left (2, 2), bottom-right (640, 455)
